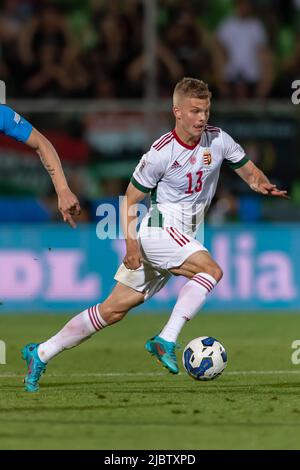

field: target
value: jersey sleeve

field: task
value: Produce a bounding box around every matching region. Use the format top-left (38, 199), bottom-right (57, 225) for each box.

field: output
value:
top-left (0, 105), bottom-right (33, 143)
top-left (131, 147), bottom-right (168, 193)
top-left (222, 130), bottom-right (249, 169)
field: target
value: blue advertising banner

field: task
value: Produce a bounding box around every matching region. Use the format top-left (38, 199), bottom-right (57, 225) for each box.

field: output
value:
top-left (0, 223), bottom-right (299, 312)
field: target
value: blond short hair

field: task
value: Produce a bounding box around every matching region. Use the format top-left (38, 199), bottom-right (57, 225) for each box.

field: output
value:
top-left (173, 77), bottom-right (212, 105)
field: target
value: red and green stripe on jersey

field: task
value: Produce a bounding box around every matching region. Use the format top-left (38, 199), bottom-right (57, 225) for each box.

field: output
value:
top-left (153, 131), bottom-right (174, 151)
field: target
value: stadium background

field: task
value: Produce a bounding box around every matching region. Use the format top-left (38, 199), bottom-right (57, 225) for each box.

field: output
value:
top-left (2, 0), bottom-right (300, 453)
top-left (0, 0), bottom-right (299, 313)
top-left (0, 0), bottom-right (300, 312)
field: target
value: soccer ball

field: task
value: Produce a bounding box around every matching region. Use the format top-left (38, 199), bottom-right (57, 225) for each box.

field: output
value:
top-left (182, 336), bottom-right (227, 381)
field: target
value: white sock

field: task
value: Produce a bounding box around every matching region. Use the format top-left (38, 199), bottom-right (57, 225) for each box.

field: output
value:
top-left (37, 304), bottom-right (107, 363)
top-left (159, 273), bottom-right (217, 343)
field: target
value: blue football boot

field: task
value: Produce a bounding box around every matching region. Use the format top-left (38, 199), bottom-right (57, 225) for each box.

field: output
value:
top-left (21, 343), bottom-right (47, 392)
top-left (145, 335), bottom-right (179, 374)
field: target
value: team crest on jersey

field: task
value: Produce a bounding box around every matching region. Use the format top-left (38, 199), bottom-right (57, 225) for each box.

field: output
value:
top-left (203, 149), bottom-right (212, 165)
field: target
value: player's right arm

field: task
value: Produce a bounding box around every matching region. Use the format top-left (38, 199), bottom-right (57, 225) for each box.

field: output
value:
top-left (121, 182), bottom-right (148, 270)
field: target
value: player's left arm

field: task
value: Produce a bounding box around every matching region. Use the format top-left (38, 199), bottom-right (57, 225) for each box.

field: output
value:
top-left (26, 128), bottom-right (81, 227)
top-left (235, 160), bottom-right (289, 199)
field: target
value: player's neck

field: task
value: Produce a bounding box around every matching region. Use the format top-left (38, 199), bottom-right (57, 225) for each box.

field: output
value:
top-left (174, 126), bottom-right (201, 148)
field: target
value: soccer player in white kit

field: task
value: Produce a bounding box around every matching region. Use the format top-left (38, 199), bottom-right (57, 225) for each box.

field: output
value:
top-left (22, 78), bottom-right (288, 391)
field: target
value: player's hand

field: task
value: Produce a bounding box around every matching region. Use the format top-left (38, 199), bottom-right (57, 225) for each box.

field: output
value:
top-left (251, 182), bottom-right (290, 199)
top-left (123, 242), bottom-right (142, 270)
top-left (57, 187), bottom-right (81, 228)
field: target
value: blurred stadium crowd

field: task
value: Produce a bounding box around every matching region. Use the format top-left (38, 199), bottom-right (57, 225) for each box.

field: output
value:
top-left (1, 0), bottom-right (300, 98)
top-left (0, 0), bottom-right (299, 224)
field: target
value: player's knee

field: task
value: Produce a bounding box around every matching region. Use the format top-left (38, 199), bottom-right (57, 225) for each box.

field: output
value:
top-left (205, 264), bottom-right (223, 283)
top-left (101, 304), bottom-right (127, 325)
top-left (212, 265), bottom-right (223, 282)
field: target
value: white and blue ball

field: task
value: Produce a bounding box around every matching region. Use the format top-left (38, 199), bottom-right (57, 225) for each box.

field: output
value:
top-left (182, 336), bottom-right (227, 381)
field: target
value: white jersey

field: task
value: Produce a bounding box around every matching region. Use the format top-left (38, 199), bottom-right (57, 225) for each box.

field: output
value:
top-left (131, 126), bottom-right (248, 237)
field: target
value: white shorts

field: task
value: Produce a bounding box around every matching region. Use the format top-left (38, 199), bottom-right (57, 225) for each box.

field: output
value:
top-left (114, 226), bottom-right (207, 299)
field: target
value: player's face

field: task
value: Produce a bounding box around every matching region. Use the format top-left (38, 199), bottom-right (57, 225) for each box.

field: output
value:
top-left (174, 97), bottom-right (211, 141)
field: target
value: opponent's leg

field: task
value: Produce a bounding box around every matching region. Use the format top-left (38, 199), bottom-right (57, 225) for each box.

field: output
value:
top-left (22, 283), bottom-right (145, 392)
top-left (145, 251), bottom-right (222, 374)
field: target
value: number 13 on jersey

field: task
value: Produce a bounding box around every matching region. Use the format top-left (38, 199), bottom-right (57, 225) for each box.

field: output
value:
top-left (185, 170), bottom-right (203, 194)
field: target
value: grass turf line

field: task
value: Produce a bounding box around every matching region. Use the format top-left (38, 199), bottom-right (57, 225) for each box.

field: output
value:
top-left (1, 312), bottom-right (300, 450)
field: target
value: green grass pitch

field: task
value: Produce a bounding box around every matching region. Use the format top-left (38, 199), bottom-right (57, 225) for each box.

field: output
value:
top-left (1, 312), bottom-right (300, 450)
